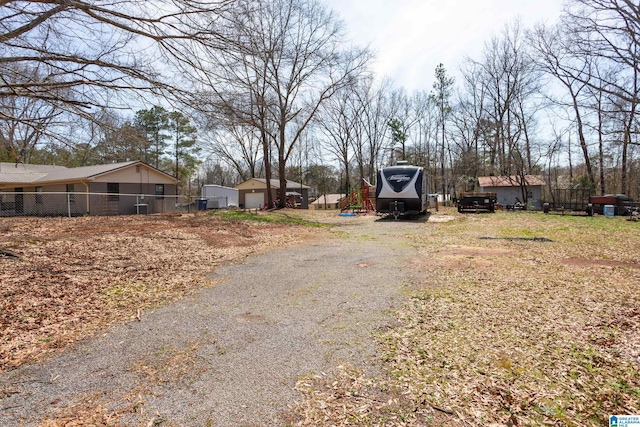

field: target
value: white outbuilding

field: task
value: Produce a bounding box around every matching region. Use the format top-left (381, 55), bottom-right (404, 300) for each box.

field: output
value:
top-left (201, 184), bottom-right (239, 208)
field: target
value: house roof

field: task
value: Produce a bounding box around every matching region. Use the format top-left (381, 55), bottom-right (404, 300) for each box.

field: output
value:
top-left (32, 161), bottom-right (139, 183)
top-left (0, 161), bottom-right (177, 186)
top-left (478, 175), bottom-right (546, 188)
top-left (0, 163), bottom-right (67, 183)
top-left (310, 194), bottom-right (344, 205)
top-left (235, 178), bottom-right (310, 190)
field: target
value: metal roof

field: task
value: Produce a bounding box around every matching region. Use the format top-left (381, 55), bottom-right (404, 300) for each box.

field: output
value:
top-left (478, 175), bottom-right (546, 188)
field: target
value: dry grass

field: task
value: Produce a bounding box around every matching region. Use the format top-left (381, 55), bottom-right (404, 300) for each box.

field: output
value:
top-left (294, 209), bottom-right (640, 426)
top-left (3, 209), bottom-right (638, 426)
top-left (38, 390), bottom-right (173, 427)
top-left (0, 212), bottom-right (316, 375)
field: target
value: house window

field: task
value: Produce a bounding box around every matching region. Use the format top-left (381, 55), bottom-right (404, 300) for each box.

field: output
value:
top-left (107, 183), bottom-right (119, 201)
top-left (155, 184), bottom-right (165, 199)
top-left (66, 184), bottom-right (75, 203)
top-left (35, 186), bottom-right (43, 204)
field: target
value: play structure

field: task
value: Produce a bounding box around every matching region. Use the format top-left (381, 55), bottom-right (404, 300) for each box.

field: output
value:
top-left (340, 179), bottom-right (375, 214)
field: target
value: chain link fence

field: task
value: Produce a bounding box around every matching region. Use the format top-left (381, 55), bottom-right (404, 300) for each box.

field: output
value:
top-left (0, 191), bottom-right (199, 217)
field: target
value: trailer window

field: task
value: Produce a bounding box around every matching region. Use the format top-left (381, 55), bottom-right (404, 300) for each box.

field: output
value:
top-left (155, 184), bottom-right (164, 199)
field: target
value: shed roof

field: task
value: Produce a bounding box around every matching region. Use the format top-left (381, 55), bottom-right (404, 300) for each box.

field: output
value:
top-left (478, 175), bottom-right (546, 188)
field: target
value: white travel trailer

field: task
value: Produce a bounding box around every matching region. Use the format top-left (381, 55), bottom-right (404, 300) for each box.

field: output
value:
top-left (201, 184), bottom-right (239, 209)
top-left (375, 162), bottom-right (428, 218)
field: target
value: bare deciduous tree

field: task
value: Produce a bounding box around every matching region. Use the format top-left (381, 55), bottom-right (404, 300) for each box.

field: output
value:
top-left (563, 0), bottom-right (640, 104)
top-left (0, 0), bottom-right (234, 144)
top-left (529, 23), bottom-right (597, 188)
top-left (316, 86), bottom-right (360, 194)
top-left (353, 77), bottom-right (393, 183)
top-left (0, 65), bottom-right (59, 163)
top-left (180, 0), bottom-right (371, 208)
top-left (201, 121), bottom-right (263, 182)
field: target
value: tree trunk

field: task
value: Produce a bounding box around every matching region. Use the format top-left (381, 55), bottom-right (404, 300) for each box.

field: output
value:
top-left (597, 103), bottom-right (605, 195)
top-left (622, 111), bottom-right (634, 195)
top-left (278, 157), bottom-right (287, 210)
top-left (261, 130), bottom-right (272, 209)
top-left (440, 116), bottom-right (446, 198)
top-left (572, 93), bottom-right (595, 187)
top-left (277, 121), bottom-right (287, 209)
top-left (343, 152), bottom-right (351, 200)
top-left (175, 131), bottom-right (180, 196)
top-left (568, 133), bottom-right (573, 185)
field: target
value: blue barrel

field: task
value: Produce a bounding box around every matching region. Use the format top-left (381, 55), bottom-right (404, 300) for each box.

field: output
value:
top-left (603, 204), bottom-right (614, 216)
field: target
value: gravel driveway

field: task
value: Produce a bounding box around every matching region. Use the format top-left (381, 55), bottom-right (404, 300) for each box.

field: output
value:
top-left (0, 215), bottom-right (424, 426)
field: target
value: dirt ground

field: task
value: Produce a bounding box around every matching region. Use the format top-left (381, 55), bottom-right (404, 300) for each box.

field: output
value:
top-left (1, 209), bottom-right (638, 426)
top-left (0, 210), bottom-right (429, 426)
top-left (0, 213), bottom-right (315, 375)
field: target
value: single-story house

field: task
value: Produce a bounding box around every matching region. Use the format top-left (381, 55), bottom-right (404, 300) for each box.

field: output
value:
top-left (309, 194), bottom-right (344, 210)
top-left (0, 161), bottom-right (178, 216)
top-left (478, 175), bottom-right (546, 210)
top-left (235, 178), bottom-right (310, 209)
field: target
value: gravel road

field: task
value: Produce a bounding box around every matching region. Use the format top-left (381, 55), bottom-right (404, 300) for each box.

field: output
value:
top-left (0, 215), bottom-right (425, 426)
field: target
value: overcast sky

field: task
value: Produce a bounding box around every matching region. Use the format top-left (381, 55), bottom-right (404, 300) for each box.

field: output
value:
top-left (324, 0), bottom-right (564, 91)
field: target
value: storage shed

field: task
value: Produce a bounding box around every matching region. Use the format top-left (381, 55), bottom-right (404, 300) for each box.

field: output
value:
top-left (201, 185), bottom-right (239, 208)
top-left (478, 175), bottom-right (546, 210)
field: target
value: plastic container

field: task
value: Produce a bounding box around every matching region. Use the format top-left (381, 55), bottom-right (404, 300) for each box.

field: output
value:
top-left (603, 204), bottom-right (614, 217)
top-left (196, 198), bottom-right (208, 210)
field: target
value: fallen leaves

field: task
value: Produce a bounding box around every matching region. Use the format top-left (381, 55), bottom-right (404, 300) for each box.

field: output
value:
top-left (292, 209), bottom-right (640, 426)
top-left (0, 213), bottom-right (313, 374)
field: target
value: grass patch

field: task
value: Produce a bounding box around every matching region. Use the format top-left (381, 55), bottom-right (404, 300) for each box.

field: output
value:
top-left (294, 209), bottom-right (640, 425)
top-left (213, 210), bottom-right (330, 227)
top-left (388, 211), bottom-right (639, 425)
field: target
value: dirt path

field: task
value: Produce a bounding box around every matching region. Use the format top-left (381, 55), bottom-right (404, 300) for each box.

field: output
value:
top-left (0, 215), bottom-right (424, 426)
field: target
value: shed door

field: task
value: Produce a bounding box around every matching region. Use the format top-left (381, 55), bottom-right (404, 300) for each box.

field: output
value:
top-left (245, 192), bottom-right (264, 209)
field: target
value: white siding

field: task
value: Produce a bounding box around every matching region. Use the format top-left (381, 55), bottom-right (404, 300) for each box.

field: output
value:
top-left (202, 185), bottom-right (239, 208)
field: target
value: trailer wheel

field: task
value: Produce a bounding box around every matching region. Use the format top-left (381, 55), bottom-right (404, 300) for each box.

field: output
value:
top-left (586, 204), bottom-right (593, 216)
